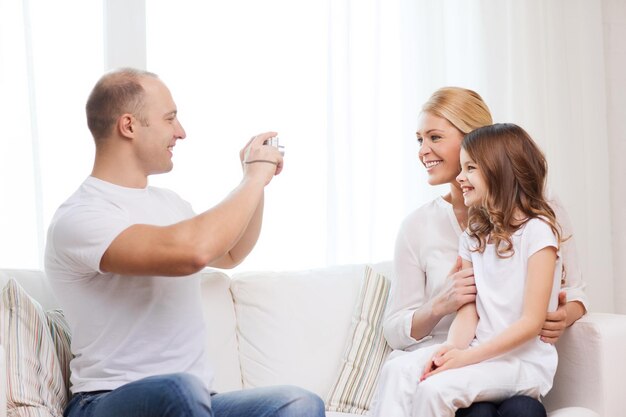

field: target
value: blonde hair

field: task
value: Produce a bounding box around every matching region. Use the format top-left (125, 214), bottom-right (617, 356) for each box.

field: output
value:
top-left (421, 87), bottom-right (493, 134)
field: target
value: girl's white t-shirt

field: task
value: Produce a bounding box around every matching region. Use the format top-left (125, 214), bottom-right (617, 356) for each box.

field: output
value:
top-left (384, 194), bottom-right (587, 351)
top-left (45, 176), bottom-right (213, 394)
top-left (458, 218), bottom-right (561, 394)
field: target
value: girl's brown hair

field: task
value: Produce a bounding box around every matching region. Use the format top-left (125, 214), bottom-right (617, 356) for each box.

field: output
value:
top-left (462, 123), bottom-right (562, 257)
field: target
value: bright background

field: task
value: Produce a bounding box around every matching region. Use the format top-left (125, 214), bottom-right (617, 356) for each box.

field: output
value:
top-left (0, 0), bottom-right (624, 313)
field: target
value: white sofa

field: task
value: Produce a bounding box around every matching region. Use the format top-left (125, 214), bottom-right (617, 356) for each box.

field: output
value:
top-left (2, 263), bottom-right (625, 417)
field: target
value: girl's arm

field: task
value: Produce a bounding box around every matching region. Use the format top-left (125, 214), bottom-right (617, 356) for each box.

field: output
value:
top-left (422, 260), bottom-right (477, 379)
top-left (446, 259), bottom-right (479, 349)
top-left (422, 246), bottom-right (557, 378)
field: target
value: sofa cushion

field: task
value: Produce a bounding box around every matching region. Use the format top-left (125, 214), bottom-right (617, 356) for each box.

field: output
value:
top-left (326, 265), bottom-right (392, 414)
top-left (231, 264), bottom-right (366, 397)
top-left (199, 270), bottom-right (242, 392)
top-left (0, 279), bottom-right (67, 417)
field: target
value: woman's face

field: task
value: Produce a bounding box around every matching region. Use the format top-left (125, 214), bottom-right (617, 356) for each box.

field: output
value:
top-left (416, 112), bottom-right (464, 186)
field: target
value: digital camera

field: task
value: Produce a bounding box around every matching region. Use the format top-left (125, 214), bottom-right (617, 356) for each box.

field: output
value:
top-left (264, 136), bottom-right (285, 155)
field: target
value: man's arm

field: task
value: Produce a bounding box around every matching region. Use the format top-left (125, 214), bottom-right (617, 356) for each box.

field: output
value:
top-left (100, 132), bottom-right (282, 276)
top-left (210, 192), bottom-right (265, 269)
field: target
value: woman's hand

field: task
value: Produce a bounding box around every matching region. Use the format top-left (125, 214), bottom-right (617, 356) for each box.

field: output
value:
top-left (540, 291), bottom-right (567, 344)
top-left (432, 256), bottom-right (476, 317)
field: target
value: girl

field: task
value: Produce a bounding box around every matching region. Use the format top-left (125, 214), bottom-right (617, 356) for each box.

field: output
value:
top-left (370, 123), bottom-right (562, 417)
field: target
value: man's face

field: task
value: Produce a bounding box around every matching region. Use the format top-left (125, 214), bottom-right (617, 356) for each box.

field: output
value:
top-left (132, 77), bottom-right (186, 176)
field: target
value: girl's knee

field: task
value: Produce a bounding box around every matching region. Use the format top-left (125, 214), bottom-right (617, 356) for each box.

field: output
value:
top-left (413, 378), bottom-right (458, 415)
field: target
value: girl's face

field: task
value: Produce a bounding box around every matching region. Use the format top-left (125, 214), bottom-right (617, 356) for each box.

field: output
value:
top-left (456, 148), bottom-right (487, 207)
top-left (416, 112), bottom-right (464, 186)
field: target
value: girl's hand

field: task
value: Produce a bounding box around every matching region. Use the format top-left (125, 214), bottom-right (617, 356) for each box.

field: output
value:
top-left (420, 346), bottom-right (471, 381)
top-left (433, 256), bottom-right (476, 317)
top-left (421, 344), bottom-right (452, 380)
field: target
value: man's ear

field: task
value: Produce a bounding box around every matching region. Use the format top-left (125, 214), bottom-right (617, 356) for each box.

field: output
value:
top-left (118, 114), bottom-right (135, 139)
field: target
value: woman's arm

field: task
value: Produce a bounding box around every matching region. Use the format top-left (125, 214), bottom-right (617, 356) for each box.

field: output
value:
top-left (384, 223), bottom-right (476, 349)
top-left (384, 209), bottom-right (477, 350)
top-left (423, 246), bottom-right (557, 378)
top-left (409, 257), bottom-right (477, 341)
top-left (542, 192), bottom-right (588, 342)
top-left (383, 225), bottom-right (435, 349)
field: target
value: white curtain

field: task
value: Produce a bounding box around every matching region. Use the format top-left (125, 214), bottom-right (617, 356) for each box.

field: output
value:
top-left (322, 0), bottom-right (615, 312)
top-left (0, 0), bottom-right (620, 312)
top-left (603, 0), bottom-right (626, 315)
top-left (0, 0), bottom-right (103, 268)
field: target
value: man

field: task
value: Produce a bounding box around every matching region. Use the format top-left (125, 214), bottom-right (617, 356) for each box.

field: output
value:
top-left (44, 68), bottom-right (325, 417)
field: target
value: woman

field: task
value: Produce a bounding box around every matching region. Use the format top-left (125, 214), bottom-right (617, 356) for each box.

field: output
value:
top-left (382, 87), bottom-right (587, 416)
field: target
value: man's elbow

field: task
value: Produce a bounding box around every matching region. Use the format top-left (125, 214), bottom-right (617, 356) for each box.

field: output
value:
top-left (188, 244), bottom-right (246, 270)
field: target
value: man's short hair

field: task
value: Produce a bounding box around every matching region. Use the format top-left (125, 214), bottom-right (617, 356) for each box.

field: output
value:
top-left (86, 68), bottom-right (158, 141)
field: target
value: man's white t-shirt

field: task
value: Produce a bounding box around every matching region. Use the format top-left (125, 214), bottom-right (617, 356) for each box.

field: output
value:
top-left (45, 176), bottom-right (213, 394)
top-left (459, 218), bottom-right (561, 395)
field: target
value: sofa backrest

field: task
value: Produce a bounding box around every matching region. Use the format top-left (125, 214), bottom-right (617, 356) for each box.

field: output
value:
top-left (0, 269), bottom-right (59, 310)
top-left (230, 261), bottom-right (393, 399)
top-left (1, 261), bottom-right (395, 401)
top-left (198, 270), bottom-right (242, 392)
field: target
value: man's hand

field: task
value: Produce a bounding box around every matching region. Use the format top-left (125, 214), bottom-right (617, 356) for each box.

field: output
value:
top-left (433, 256), bottom-right (476, 317)
top-left (540, 291), bottom-right (567, 344)
top-left (240, 132), bottom-right (283, 184)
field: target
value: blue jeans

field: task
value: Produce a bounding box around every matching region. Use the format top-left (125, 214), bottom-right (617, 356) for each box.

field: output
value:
top-left (64, 373), bottom-right (326, 417)
top-left (456, 395), bottom-right (547, 417)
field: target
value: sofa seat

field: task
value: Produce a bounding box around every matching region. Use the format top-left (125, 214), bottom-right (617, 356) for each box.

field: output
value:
top-left (3, 264), bottom-right (625, 417)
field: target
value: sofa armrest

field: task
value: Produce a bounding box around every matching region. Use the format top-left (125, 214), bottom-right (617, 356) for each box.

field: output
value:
top-left (544, 312), bottom-right (626, 417)
top-left (1, 345), bottom-right (6, 417)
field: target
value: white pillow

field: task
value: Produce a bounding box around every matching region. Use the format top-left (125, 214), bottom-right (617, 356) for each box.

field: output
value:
top-left (231, 264), bottom-right (365, 397)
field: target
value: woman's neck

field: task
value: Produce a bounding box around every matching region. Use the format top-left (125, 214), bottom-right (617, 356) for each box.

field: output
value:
top-left (443, 182), bottom-right (469, 230)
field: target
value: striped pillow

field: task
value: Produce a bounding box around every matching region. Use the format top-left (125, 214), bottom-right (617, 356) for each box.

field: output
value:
top-left (46, 309), bottom-right (73, 400)
top-left (326, 265), bottom-right (392, 414)
top-left (0, 279), bottom-right (68, 417)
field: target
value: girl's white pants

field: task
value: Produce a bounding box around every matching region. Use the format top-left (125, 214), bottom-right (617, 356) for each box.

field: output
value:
top-left (368, 344), bottom-right (544, 417)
